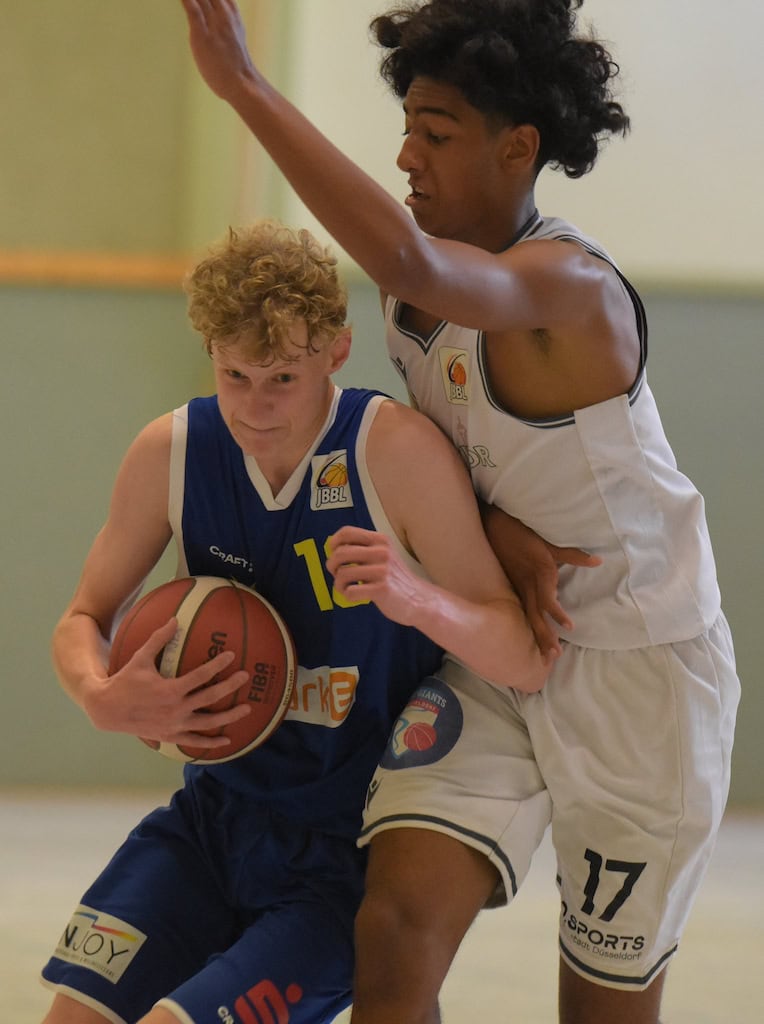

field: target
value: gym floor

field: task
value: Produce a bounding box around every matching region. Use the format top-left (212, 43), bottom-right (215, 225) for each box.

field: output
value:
top-left (3, 789), bottom-right (761, 1023)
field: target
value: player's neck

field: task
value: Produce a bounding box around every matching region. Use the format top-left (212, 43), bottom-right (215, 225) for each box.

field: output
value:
top-left (485, 197), bottom-right (539, 254)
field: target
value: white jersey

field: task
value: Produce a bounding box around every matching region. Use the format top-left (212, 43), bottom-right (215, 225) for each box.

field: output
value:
top-left (385, 215), bottom-right (721, 649)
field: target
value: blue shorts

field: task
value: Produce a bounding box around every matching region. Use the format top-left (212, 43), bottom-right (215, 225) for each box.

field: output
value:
top-left (41, 772), bottom-right (365, 1023)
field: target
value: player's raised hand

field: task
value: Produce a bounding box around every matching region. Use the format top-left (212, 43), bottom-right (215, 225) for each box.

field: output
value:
top-left (89, 617), bottom-right (250, 747)
top-left (179, 0), bottom-right (257, 103)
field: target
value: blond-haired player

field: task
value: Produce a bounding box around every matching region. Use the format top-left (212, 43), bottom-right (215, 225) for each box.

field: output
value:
top-left (40, 219), bottom-right (551, 1024)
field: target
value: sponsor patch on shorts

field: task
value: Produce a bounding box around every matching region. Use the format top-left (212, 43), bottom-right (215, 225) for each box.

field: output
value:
top-left (381, 677), bottom-right (463, 769)
top-left (52, 905), bottom-right (146, 983)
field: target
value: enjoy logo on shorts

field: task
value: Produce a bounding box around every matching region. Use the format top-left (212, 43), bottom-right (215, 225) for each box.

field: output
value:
top-left (52, 905), bottom-right (146, 983)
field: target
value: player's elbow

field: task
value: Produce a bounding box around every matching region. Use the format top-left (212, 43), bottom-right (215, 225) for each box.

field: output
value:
top-left (377, 237), bottom-right (438, 308)
top-left (519, 662), bottom-right (549, 694)
top-left (491, 643), bottom-right (550, 694)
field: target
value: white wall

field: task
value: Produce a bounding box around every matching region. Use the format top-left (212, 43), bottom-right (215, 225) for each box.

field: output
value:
top-left (272, 0), bottom-right (764, 288)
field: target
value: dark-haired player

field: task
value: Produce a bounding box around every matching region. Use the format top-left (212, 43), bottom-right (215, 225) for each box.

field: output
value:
top-left (179, 3), bottom-right (740, 1022)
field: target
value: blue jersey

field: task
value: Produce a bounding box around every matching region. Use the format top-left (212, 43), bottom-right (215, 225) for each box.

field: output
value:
top-left (168, 386), bottom-right (443, 838)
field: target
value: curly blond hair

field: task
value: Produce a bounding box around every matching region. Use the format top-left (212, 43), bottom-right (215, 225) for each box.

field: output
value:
top-left (184, 220), bottom-right (348, 362)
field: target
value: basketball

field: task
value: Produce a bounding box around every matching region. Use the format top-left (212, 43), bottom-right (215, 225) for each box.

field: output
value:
top-left (108, 576), bottom-right (297, 764)
top-left (402, 721), bottom-right (437, 752)
top-left (320, 460), bottom-right (348, 487)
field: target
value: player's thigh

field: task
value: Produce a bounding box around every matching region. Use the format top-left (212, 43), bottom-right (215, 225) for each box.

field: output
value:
top-left (41, 797), bottom-right (239, 1023)
top-left (42, 992), bottom-right (112, 1024)
top-left (363, 827), bottom-right (498, 936)
top-left (559, 958), bottom-right (667, 1024)
top-left (157, 897), bottom-right (355, 1024)
top-left (360, 665), bottom-right (551, 908)
top-left (138, 1009), bottom-right (182, 1024)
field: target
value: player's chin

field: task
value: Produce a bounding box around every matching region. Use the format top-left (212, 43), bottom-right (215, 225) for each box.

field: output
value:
top-left (410, 210), bottom-right (454, 242)
top-left (408, 205), bottom-right (436, 234)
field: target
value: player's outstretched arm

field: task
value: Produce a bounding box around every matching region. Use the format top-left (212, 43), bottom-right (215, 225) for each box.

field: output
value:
top-left (344, 400), bottom-right (554, 692)
top-left (177, 1), bottom-right (611, 336)
top-left (179, 0), bottom-right (423, 308)
top-left (51, 415), bottom-right (250, 748)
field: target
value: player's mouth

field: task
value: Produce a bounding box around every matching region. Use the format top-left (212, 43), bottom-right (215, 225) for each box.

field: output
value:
top-left (236, 420), bottom-right (281, 439)
top-left (405, 182), bottom-right (428, 207)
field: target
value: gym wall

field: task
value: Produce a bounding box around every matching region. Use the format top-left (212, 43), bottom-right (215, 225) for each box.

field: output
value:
top-left (1, 1), bottom-right (761, 804)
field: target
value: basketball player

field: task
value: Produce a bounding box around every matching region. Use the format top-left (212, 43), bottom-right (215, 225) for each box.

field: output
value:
top-left (178, 2), bottom-right (741, 1023)
top-left (41, 219), bottom-right (551, 1024)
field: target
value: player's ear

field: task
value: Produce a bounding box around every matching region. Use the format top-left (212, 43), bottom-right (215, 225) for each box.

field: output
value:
top-left (501, 123), bottom-right (540, 173)
top-left (328, 328), bottom-right (352, 373)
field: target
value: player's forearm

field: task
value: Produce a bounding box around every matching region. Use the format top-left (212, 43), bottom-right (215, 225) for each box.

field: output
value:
top-left (222, 73), bottom-right (429, 303)
top-left (51, 612), bottom-right (111, 719)
top-left (409, 586), bottom-right (548, 692)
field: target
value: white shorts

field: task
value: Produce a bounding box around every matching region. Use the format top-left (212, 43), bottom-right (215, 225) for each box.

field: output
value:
top-left (359, 613), bottom-right (740, 990)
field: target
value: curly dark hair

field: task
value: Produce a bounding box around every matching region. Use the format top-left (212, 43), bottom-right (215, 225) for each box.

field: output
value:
top-left (371, 0), bottom-right (629, 177)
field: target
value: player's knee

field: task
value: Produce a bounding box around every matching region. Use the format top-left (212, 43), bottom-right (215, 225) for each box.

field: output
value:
top-left (355, 883), bottom-right (436, 955)
top-left (353, 888), bottom-right (445, 1020)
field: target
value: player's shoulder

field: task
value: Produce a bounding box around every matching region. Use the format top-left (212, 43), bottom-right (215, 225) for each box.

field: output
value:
top-left (367, 397), bottom-right (462, 468)
top-left (370, 395), bottom-right (442, 438)
top-left (110, 412), bottom-right (174, 511)
top-left (122, 412), bottom-right (174, 470)
top-left (132, 411), bottom-right (174, 447)
top-left (517, 214), bottom-right (616, 266)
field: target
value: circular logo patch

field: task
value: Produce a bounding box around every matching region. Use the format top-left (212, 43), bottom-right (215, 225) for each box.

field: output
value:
top-left (381, 677), bottom-right (464, 769)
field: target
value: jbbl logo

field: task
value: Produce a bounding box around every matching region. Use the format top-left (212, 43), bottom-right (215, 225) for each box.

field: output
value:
top-left (439, 348), bottom-right (470, 406)
top-left (311, 450), bottom-right (354, 511)
top-left (315, 486), bottom-right (347, 506)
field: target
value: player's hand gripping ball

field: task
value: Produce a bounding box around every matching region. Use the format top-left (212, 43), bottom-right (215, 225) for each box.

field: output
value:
top-left (108, 577), bottom-right (296, 764)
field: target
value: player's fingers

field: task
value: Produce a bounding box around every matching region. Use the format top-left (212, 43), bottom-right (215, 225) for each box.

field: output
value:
top-left (333, 543), bottom-right (390, 573)
top-left (179, 0), bottom-right (205, 26)
top-left (550, 544), bottom-right (603, 568)
top-left (541, 595), bottom-right (574, 631)
top-left (332, 550), bottom-right (378, 573)
top-left (186, 670), bottom-right (250, 711)
top-left (534, 622), bottom-right (562, 659)
top-left (521, 562), bottom-right (573, 630)
top-left (173, 649), bottom-right (237, 694)
top-left (327, 553), bottom-right (371, 580)
top-left (328, 527), bottom-right (384, 559)
top-left (336, 561), bottom-right (388, 590)
top-left (190, 701), bottom-right (252, 731)
top-left (524, 594), bottom-right (561, 657)
top-left (330, 524), bottom-right (373, 544)
top-left (131, 617), bottom-right (179, 665)
top-left (165, 729), bottom-right (233, 749)
top-left (541, 645), bottom-right (562, 670)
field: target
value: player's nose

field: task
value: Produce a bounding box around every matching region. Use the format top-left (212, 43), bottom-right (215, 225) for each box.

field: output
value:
top-left (397, 134), bottom-right (424, 173)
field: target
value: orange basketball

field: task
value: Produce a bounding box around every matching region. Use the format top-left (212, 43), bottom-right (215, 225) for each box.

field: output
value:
top-left (108, 576), bottom-right (296, 764)
top-left (402, 721), bottom-right (437, 752)
top-left (321, 462), bottom-right (348, 487)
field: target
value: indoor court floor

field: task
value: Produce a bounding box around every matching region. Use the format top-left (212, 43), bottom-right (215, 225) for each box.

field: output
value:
top-left (2, 788), bottom-right (761, 1023)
